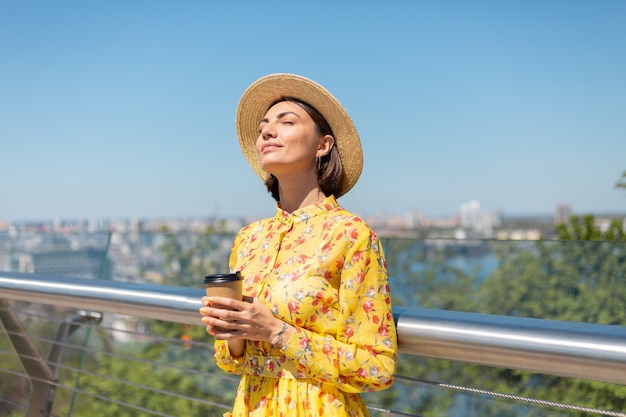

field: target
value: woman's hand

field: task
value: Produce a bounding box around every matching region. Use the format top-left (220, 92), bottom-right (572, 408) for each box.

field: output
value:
top-left (199, 296), bottom-right (290, 345)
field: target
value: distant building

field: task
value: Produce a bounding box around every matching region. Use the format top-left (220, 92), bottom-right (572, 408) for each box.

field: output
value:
top-left (460, 200), bottom-right (481, 229)
top-left (554, 204), bottom-right (571, 225)
top-left (88, 217), bottom-right (111, 232)
top-left (17, 248), bottom-right (112, 280)
top-left (459, 200), bottom-right (502, 237)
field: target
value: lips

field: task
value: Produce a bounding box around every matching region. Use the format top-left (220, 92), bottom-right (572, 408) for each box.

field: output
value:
top-left (261, 142), bottom-right (281, 152)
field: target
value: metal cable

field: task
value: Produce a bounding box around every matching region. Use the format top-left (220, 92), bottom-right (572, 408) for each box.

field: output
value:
top-left (395, 375), bottom-right (626, 417)
top-left (0, 361), bottom-right (232, 415)
top-left (3, 305), bottom-right (224, 358)
top-left (1, 325), bottom-right (239, 383)
top-left (367, 404), bottom-right (420, 417)
top-left (43, 379), bottom-right (229, 417)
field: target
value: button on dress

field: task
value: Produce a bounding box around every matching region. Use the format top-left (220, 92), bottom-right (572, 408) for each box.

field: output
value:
top-left (214, 196), bottom-right (398, 417)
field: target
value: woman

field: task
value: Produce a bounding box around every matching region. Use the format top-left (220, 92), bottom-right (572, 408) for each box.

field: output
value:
top-left (199, 73), bottom-right (397, 417)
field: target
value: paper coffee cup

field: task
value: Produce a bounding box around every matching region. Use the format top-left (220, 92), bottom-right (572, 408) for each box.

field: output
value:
top-left (203, 272), bottom-right (242, 307)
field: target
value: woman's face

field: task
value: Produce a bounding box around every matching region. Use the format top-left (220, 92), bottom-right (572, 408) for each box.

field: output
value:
top-left (256, 101), bottom-right (331, 177)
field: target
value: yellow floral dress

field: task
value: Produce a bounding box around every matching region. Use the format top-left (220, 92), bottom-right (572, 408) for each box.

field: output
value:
top-left (214, 195), bottom-right (398, 417)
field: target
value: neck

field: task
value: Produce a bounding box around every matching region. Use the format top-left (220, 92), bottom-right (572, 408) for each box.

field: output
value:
top-left (276, 174), bottom-right (326, 213)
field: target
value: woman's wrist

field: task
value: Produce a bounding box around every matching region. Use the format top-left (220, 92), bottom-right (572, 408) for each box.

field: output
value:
top-left (270, 321), bottom-right (290, 348)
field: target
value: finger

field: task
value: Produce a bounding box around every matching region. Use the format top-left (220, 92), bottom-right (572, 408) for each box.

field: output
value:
top-left (212, 327), bottom-right (241, 340)
top-left (211, 296), bottom-right (248, 311)
top-left (199, 305), bottom-right (227, 319)
top-left (199, 305), bottom-right (221, 316)
top-left (201, 314), bottom-right (225, 326)
top-left (206, 325), bottom-right (217, 336)
top-left (201, 314), bottom-right (239, 333)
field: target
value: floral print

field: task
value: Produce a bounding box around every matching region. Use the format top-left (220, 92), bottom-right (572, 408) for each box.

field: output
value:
top-left (214, 196), bottom-right (398, 416)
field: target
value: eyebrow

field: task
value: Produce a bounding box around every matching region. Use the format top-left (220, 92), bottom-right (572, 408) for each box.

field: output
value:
top-left (259, 111), bottom-right (302, 125)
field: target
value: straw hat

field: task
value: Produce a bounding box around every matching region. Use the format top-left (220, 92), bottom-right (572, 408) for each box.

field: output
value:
top-left (235, 73), bottom-right (363, 198)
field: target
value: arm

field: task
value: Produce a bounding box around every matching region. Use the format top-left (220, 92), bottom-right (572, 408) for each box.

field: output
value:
top-left (281, 226), bottom-right (398, 393)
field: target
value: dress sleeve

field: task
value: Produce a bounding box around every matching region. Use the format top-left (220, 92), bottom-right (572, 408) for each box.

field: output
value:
top-left (213, 339), bottom-right (246, 374)
top-left (280, 224), bottom-right (398, 393)
top-left (212, 226), bottom-right (250, 375)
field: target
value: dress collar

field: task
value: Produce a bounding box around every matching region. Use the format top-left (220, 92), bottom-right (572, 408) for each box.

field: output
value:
top-left (274, 195), bottom-right (339, 226)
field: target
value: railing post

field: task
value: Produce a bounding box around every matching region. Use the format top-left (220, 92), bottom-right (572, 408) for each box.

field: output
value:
top-left (0, 298), bottom-right (56, 416)
top-left (0, 299), bottom-right (102, 416)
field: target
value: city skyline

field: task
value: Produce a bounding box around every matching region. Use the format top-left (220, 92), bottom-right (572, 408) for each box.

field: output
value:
top-left (2, 199), bottom-right (620, 229)
top-left (1, 1), bottom-right (625, 222)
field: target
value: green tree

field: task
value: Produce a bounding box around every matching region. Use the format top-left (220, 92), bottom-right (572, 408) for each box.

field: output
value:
top-left (476, 215), bottom-right (626, 415)
top-left (160, 229), bottom-right (233, 288)
top-left (374, 238), bottom-right (488, 416)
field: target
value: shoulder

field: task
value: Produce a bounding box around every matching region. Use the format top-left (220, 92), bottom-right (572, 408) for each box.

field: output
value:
top-left (239, 214), bottom-right (278, 232)
top-left (331, 204), bottom-right (374, 229)
top-left (329, 206), bottom-right (381, 242)
top-left (233, 216), bottom-right (276, 243)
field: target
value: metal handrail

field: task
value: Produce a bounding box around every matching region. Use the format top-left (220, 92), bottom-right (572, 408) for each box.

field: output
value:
top-left (2, 271), bottom-right (626, 386)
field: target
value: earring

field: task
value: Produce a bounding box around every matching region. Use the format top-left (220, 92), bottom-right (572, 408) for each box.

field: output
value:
top-left (316, 156), bottom-right (321, 172)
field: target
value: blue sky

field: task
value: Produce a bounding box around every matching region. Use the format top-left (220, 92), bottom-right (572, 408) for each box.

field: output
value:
top-left (1, 0), bottom-right (625, 222)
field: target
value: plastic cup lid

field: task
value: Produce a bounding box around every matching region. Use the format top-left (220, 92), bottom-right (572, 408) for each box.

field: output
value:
top-left (203, 272), bottom-right (241, 284)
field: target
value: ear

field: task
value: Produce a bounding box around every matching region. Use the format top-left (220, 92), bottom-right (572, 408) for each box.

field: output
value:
top-left (317, 135), bottom-right (334, 158)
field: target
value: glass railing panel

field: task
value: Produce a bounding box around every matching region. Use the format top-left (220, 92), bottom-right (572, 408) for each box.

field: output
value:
top-left (2, 231), bottom-right (624, 326)
top-left (382, 238), bottom-right (626, 325)
top-left (3, 231), bottom-right (624, 326)
top-left (0, 321), bottom-right (28, 416)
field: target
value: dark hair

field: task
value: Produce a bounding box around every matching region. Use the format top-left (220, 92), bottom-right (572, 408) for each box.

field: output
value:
top-left (263, 97), bottom-right (343, 201)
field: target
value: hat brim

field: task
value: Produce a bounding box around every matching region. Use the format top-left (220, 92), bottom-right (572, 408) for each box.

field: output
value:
top-left (235, 73), bottom-right (363, 198)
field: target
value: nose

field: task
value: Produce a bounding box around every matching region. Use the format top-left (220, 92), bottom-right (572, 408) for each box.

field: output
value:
top-left (260, 122), bottom-right (276, 139)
